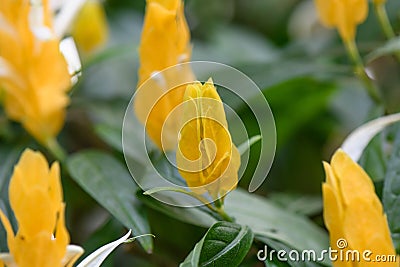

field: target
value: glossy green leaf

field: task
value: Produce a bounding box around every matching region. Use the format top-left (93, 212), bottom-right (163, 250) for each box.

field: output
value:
top-left (382, 128), bottom-right (400, 254)
top-left (225, 189), bottom-right (330, 265)
top-left (66, 150), bottom-right (153, 252)
top-left (180, 222), bottom-right (254, 267)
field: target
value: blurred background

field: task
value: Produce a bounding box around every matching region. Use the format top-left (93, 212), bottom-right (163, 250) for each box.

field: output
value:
top-left (2, 0), bottom-right (400, 266)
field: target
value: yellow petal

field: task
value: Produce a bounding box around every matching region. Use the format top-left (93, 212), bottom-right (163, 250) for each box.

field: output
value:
top-left (2, 149), bottom-right (70, 267)
top-left (0, 0), bottom-right (71, 145)
top-left (135, 0), bottom-right (194, 151)
top-left (177, 80), bottom-right (240, 197)
top-left (0, 209), bottom-right (15, 255)
top-left (71, 0), bottom-right (109, 54)
top-left (331, 149), bottom-right (376, 205)
top-left (343, 198), bottom-right (396, 264)
top-left (314, 0), bottom-right (368, 41)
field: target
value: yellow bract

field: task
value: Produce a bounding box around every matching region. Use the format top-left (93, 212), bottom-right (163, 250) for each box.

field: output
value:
top-left (0, 0), bottom-right (71, 146)
top-left (176, 79), bottom-right (240, 198)
top-left (322, 149), bottom-right (397, 266)
top-left (71, 0), bottom-right (109, 54)
top-left (134, 0), bottom-right (194, 151)
top-left (0, 149), bottom-right (73, 267)
top-left (314, 0), bottom-right (368, 41)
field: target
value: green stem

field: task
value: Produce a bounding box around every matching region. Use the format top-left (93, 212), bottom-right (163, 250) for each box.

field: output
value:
top-left (46, 138), bottom-right (67, 163)
top-left (375, 3), bottom-right (395, 39)
top-left (344, 39), bottom-right (382, 104)
top-left (374, 3), bottom-right (400, 61)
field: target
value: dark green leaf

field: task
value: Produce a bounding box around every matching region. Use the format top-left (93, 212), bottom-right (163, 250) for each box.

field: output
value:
top-left (225, 189), bottom-right (330, 265)
top-left (0, 145), bottom-right (24, 251)
top-left (382, 128), bottom-right (400, 254)
top-left (180, 222), bottom-right (254, 267)
top-left (66, 150), bottom-right (152, 252)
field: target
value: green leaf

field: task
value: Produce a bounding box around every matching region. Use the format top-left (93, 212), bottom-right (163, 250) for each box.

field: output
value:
top-left (85, 100), bottom-right (146, 165)
top-left (268, 193), bottom-right (322, 216)
top-left (382, 128), bottom-right (400, 254)
top-left (138, 193), bottom-right (217, 228)
top-left (66, 150), bottom-right (153, 252)
top-left (258, 237), bottom-right (325, 267)
top-left (180, 222), bottom-right (254, 267)
top-left (140, 187), bottom-right (329, 265)
top-left (225, 189), bottom-right (330, 265)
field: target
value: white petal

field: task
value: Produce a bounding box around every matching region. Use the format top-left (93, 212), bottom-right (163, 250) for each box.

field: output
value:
top-left (62, 245), bottom-right (85, 267)
top-left (59, 37), bottom-right (82, 85)
top-left (341, 113), bottom-right (400, 161)
top-left (0, 253), bottom-right (17, 267)
top-left (76, 230), bottom-right (132, 267)
top-left (54, 0), bottom-right (88, 38)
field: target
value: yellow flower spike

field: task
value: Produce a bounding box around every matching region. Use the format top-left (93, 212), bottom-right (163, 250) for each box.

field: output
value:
top-left (176, 79), bottom-right (240, 199)
top-left (0, 0), bottom-right (71, 147)
top-left (0, 149), bottom-right (79, 267)
top-left (314, 0), bottom-right (368, 42)
top-left (71, 0), bottom-right (109, 54)
top-left (323, 149), bottom-right (397, 266)
top-left (134, 0), bottom-right (194, 151)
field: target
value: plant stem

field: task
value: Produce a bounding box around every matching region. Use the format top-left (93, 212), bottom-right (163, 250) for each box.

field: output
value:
top-left (374, 3), bottom-right (400, 61)
top-left (46, 138), bottom-right (67, 163)
top-left (344, 39), bottom-right (382, 104)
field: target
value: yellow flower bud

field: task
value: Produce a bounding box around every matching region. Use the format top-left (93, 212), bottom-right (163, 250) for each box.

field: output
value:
top-left (0, 149), bottom-right (73, 267)
top-left (314, 0), bottom-right (368, 41)
top-left (323, 149), bottom-right (397, 266)
top-left (176, 79), bottom-right (240, 198)
top-left (134, 0), bottom-right (194, 151)
top-left (0, 0), bottom-right (71, 145)
top-left (71, 0), bottom-right (109, 54)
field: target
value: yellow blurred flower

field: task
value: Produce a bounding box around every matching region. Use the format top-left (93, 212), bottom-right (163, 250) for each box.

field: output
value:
top-left (0, 149), bottom-right (81, 267)
top-left (0, 0), bottom-right (71, 146)
top-left (176, 79), bottom-right (240, 198)
top-left (134, 0), bottom-right (194, 151)
top-left (71, 0), bottom-right (109, 54)
top-left (314, 0), bottom-right (368, 41)
top-left (323, 149), bottom-right (397, 266)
